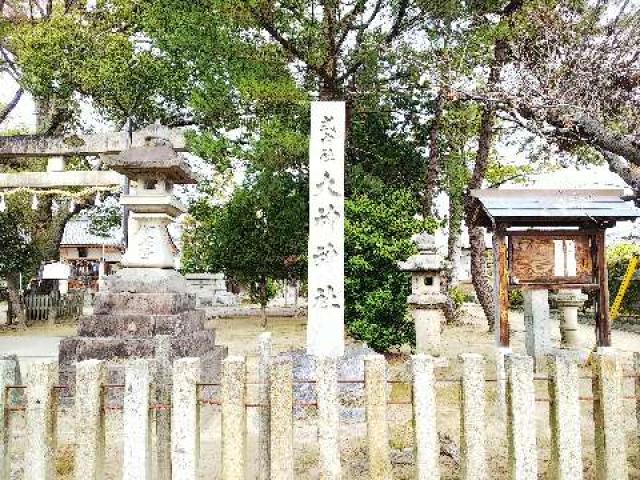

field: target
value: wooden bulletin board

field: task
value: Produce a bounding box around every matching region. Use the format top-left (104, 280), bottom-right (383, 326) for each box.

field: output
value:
top-left (508, 232), bottom-right (594, 287)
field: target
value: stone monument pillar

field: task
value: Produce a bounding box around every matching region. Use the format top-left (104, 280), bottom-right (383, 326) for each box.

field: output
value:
top-left (307, 102), bottom-right (346, 357)
top-left (555, 289), bottom-right (586, 348)
top-left (398, 232), bottom-right (447, 356)
top-left (59, 140), bottom-right (226, 390)
top-left (523, 289), bottom-right (551, 365)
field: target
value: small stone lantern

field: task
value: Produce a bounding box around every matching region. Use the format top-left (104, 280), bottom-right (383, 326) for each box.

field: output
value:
top-left (554, 289), bottom-right (587, 347)
top-left (104, 139), bottom-right (196, 269)
top-left (398, 232), bottom-right (448, 355)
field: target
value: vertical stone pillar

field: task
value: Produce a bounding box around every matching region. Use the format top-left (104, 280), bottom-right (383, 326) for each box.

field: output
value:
top-left (24, 360), bottom-right (58, 480)
top-left (506, 354), bottom-right (537, 480)
top-left (548, 354), bottom-right (583, 480)
top-left (592, 348), bottom-right (628, 480)
top-left (307, 101), bottom-right (346, 357)
top-left (123, 359), bottom-right (151, 480)
top-left (222, 356), bottom-right (246, 480)
top-left (411, 355), bottom-right (439, 480)
top-left (523, 289), bottom-right (551, 366)
top-left (171, 358), bottom-right (200, 480)
top-left (0, 359), bottom-right (17, 480)
top-left (75, 360), bottom-right (107, 480)
top-left (634, 352), bottom-right (640, 443)
top-left (258, 333), bottom-right (272, 480)
top-left (364, 355), bottom-right (392, 479)
top-left (316, 356), bottom-right (341, 480)
top-left (459, 354), bottom-right (487, 480)
top-left (495, 347), bottom-right (512, 422)
top-left (270, 357), bottom-right (294, 480)
top-left (555, 290), bottom-right (586, 348)
top-left (154, 336), bottom-right (172, 480)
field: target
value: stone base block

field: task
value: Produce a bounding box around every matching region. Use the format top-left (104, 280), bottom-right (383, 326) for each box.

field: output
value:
top-left (94, 292), bottom-right (196, 315)
top-left (59, 335), bottom-right (227, 403)
top-left (78, 310), bottom-right (206, 337)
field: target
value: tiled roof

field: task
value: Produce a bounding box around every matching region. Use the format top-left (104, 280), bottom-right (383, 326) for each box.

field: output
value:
top-left (61, 217), bottom-right (123, 247)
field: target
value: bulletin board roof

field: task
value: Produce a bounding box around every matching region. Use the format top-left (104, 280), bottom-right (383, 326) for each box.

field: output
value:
top-left (471, 188), bottom-right (640, 227)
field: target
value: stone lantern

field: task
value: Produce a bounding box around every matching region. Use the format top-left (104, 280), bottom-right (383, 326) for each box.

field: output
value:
top-left (554, 289), bottom-right (587, 347)
top-left (104, 140), bottom-right (195, 269)
top-left (58, 138), bottom-right (226, 394)
top-left (398, 232), bottom-right (447, 356)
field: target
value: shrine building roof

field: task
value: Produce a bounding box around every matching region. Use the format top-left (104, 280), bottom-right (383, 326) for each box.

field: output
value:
top-left (471, 188), bottom-right (640, 229)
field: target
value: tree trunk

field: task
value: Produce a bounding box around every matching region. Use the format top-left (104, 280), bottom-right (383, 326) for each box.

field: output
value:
top-left (463, 34), bottom-right (509, 331)
top-left (423, 91), bottom-right (445, 218)
top-left (260, 277), bottom-right (268, 329)
top-left (6, 273), bottom-right (25, 328)
top-left (466, 106), bottom-right (498, 331)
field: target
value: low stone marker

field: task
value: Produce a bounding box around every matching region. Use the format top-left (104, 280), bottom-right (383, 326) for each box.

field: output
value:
top-left (548, 354), bottom-right (583, 480)
top-left (24, 360), bottom-right (58, 480)
top-left (316, 356), bottom-right (341, 479)
top-left (592, 348), bottom-right (628, 480)
top-left (270, 357), bottom-right (294, 480)
top-left (459, 353), bottom-right (487, 480)
top-left (411, 354), bottom-right (440, 480)
top-left (257, 333), bottom-right (272, 480)
top-left (0, 359), bottom-right (17, 480)
top-left (74, 360), bottom-right (107, 480)
top-left (506, 354), bottom-right (537, 480)
top-left (222, 356), bottom-right (247, 480)
top-left (171, 358), bottom-right (200, 480)
top-left (365, 354), bottom-right (392, 480)
top-left (123, 360), bottom-right (152, 480)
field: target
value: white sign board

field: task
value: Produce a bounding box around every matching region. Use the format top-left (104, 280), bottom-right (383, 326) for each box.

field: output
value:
top-left (306, 102), bottom-right (345, 357)
top-left (42, 262), bottom-right (71, 280)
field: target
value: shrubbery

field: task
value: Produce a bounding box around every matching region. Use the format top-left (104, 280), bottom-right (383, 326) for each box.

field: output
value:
top-left (607, 243), bottom-right (640, 315)
top-left (345, 172), bottom-right (436, 352)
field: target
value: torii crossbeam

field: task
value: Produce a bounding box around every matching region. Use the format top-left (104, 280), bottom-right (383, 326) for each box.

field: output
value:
top-left (0, 125), bottom-right (189, 189)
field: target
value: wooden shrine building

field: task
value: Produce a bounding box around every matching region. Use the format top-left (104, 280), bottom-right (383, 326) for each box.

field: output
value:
top-left (471, 189), bottom-right (640, 348)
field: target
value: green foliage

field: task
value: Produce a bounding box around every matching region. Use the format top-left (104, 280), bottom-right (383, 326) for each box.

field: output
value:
top-left (607, 243), bottom-right (640, 315)
top-left (448, 285), bottom-right (470, 314)
top-left (345, 171), bottom-right (437, 352)
top-left (182, 169), bottom-right (308, 308)
top-left (0, 209), bottom-right (39, 281)
top-left (88, 205), bottom-right (122, 238)
top-left (508, 289), bottom-right (524, 309)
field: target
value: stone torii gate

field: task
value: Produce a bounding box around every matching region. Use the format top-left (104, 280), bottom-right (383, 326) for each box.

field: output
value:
top-left (0, 124), bottom-right (189, 189)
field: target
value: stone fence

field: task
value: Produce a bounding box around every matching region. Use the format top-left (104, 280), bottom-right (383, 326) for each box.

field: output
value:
top-left (0, 341), bottom-right (638, 480)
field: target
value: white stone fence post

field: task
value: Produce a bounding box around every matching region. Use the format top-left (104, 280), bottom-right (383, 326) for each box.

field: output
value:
top-left (0, 345), bottom-right (638, 479)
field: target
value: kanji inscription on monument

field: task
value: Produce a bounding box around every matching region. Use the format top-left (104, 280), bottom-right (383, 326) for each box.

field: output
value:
top-left (307, 102), bottom-right (345, 357)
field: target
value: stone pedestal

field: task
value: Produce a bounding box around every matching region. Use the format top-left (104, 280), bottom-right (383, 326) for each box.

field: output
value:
top-left (523, 289), bottom-right (551, 365)
top-left (555, 289), bottom-right (586, 348)
top-left (185, 273), bottom-right (237, 307)
top-left (59, 269), bottom-right (226, 393)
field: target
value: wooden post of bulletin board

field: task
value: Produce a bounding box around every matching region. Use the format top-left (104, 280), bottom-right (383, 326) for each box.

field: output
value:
top-left (494, 228), bottom-right (510, 347)
top-left (595, 229), bottom-right (612, 347)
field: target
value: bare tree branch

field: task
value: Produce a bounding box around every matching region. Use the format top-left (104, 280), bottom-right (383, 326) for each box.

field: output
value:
top-left (245, 3), bottom-right (329, 82)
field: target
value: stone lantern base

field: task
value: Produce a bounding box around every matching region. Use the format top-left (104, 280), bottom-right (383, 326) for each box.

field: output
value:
top-left (408, 293), bottom-right (447, 356)
top-left (59, 268), bottom-right (227, 397)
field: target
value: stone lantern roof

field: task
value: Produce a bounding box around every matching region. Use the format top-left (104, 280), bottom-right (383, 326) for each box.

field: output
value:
top-left (398, 232), bottom-right (445, 272)
top-left (103, 138), bottom-right (197, 184)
